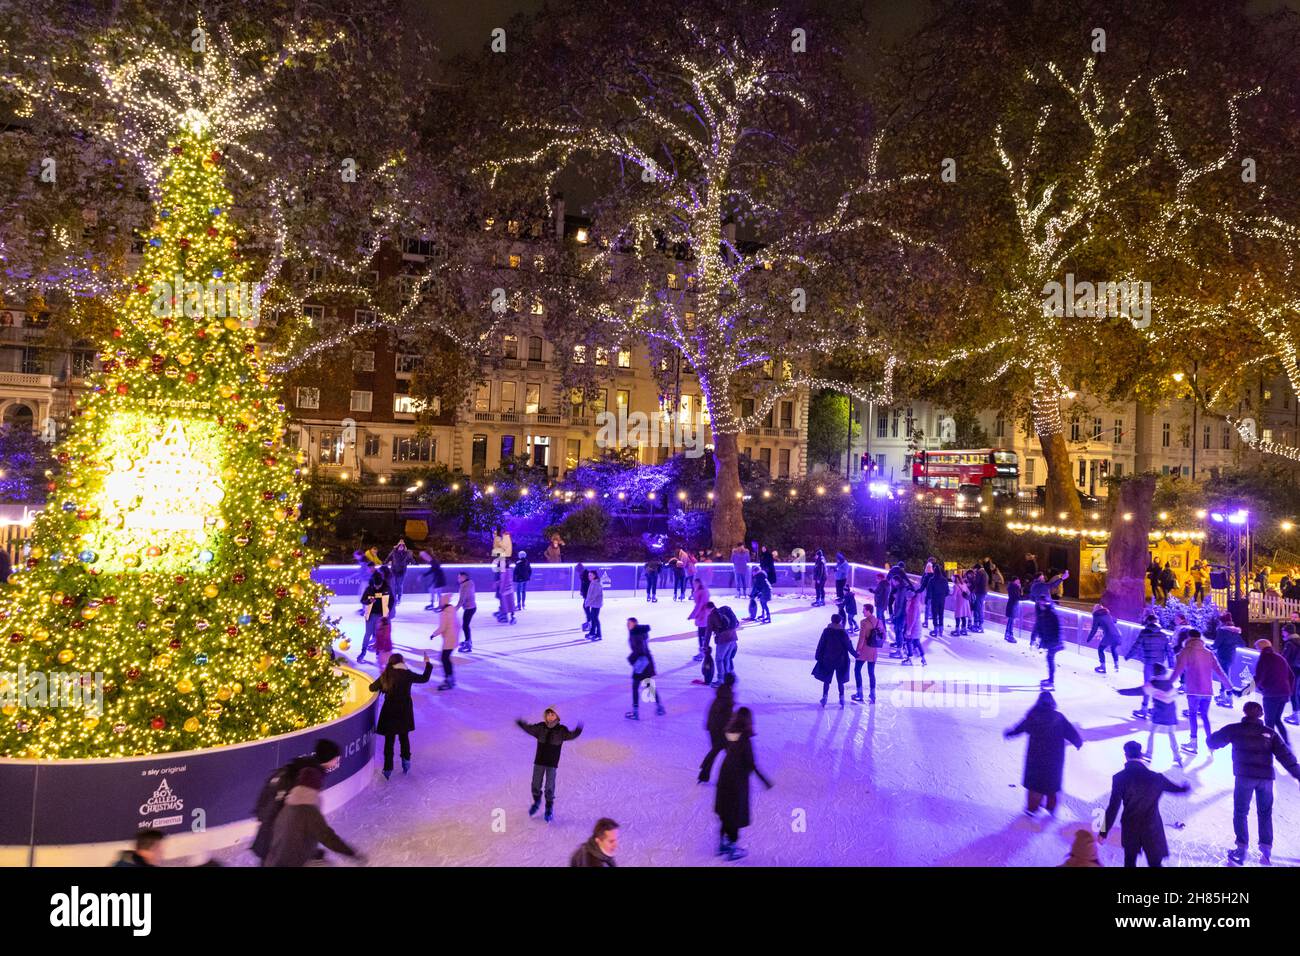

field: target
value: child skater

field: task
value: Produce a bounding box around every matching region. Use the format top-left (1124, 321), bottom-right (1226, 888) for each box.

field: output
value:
top-left (515, 707), bottom-right (584, 823)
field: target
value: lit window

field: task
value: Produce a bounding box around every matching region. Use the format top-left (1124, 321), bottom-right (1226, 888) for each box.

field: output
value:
top-left (595, 347), bottom-right (610, 366)
top-left (507, 219), bottom-right (521, 236)
top-left (575, 227), bottom-right (590, 243)
top-left (531, 299), bottom-right (544, 315)
top-left (617, 349), bottom-right (632, 368)
top-left (484, 217), bottom-right (495, 231)
top-left (508, 254), bottom-right (521, 269)
top-left (394, 394), bottom-right (424, 415)
top-left (573, 345), bottom-right (587, 363)
top-left (350, 390), bottom-right (373, 413)
top-left (503, 334), bottom-right (518, 358)
top-left (296, 387), bottom-right (320, 410)
top-left (667, 273), bottom-right (680, 290)
top-left (302, 305), bottom-right (324, 327)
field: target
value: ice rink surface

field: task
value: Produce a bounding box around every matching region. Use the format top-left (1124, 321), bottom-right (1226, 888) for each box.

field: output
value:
top-left (215, 584), bottom-right (1300, 867)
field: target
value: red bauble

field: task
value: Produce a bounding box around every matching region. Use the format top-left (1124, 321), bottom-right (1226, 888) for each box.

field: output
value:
top-left (232, 573), bottom-right (246, 584)
top-left (150, 715), bottom-right (167, 730)
top-left (135, 283), bottom-right (149, 293)
top-left (295, 615), bottom-right (308, 627)
top-left (196, 329), bottom-right (207, 339)
top-left (174, 575), bottom-right (186, 585)
top-left (235, 422), bottom-right (248, 433)
top-left (171, 146), bottom-right (183, 155)
top-left (230, 393), bottom-right (241, 402)
top-left (178, 238), bottom-right (190, 248)
top-left (262, 491), bottom-right (274, 501)
top-left (61, 596), bottom-right (74, 607)
top-left (274, 587), bottom-right (288, 599)
top-left (126, 668), bottom-right (141, 681)
top-left (161, 318), bottom-right (173, 330)
top-left (168, 638), bottom-right (182, 650)
top-left (71, 621), bottom-right (85, 630)
top-left (25, 558), bottom-right (38, 569)
top-left (206, 227), bottom-right (218, 237)
top-left (256, 681), bottom-right (269, 693)
top-left (306, 646), bottom-right (319, 658)
top-left (209, 150), bottom-right (222, 164)
top-left (103, 595), bottom-right (118, 605)
top-left (8, 632), bottom-right (23, 644)
top-left (226, 626), bottom-right (239, 637)
top-left (185, 372), bottom-right (198, 384)
top-left (111, 328), bottom-right (123, 338)
top-left (116, 383), bottom-right (129, 396)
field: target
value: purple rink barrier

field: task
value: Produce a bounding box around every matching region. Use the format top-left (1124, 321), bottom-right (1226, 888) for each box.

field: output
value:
top-left (0, 667), bottom-right (377, 866)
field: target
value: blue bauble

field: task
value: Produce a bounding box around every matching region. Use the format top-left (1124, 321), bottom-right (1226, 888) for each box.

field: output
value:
top-left (238, 614), bottom-right (252, 625)
top-left (194, 653), bottom-right (209, 666)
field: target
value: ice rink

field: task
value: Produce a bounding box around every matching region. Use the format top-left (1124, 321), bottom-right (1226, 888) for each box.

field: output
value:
top-left (216, 584), bottom-right (1300, 867)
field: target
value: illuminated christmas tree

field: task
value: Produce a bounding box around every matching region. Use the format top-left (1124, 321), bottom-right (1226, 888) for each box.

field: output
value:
top-left (0, 115), bottom-right (346, 758)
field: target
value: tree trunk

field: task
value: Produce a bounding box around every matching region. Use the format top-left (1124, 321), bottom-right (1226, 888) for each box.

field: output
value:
top-left (1099, 474), bottom-right (1154, 623)
top-left (1032, 389), bottom-right (1082, 524)
top-left (710, 431), bottom-right (746, 552)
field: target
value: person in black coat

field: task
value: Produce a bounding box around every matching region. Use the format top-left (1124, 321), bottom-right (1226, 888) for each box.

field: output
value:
top-left (517, 707), bottom-right (584, 822)
top-left (1003, 577), bottom-right (1024, 643)
top-left (1101, 740), bottom-right (1191, 867)
top-left (1004, 692), bottom-right (1083, 816)
top-left (569, 818), bottom-right (619, 867)
top-left (923, 564), bottom-right (950, 636)
top-left (420, 551), bottom-right (446, 611)
top-left (714, 707), bottom-right (772, 861)
top-left (625, 617), bottom-right (666, 720)
top-left (1087, 604), bottom-right (1123, 674)
top-left (513, 550), bottom-right (533, 609)
top-left (812, 613), bottom-right (856, 707)
top-left (1208, 701), bottom-right (1300, 866)
top-left (368, 652), bottom-right (433, 779)
top-left (699, 673), bottom-right (737, 783)
top-left (1036, 599), bottom-right (1063, 690)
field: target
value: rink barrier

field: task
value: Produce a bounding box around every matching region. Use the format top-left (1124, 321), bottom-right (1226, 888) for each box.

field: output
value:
top-left (0, 667), bottom-right (377, 866)
top-left (315, 561), bottom-right (1153, 654)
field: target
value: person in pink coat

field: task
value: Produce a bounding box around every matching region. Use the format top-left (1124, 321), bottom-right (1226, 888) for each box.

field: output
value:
top-left (1169, 629), bottom-right (1229, 755)
top-left (689, 578), bottom-right (712, 663)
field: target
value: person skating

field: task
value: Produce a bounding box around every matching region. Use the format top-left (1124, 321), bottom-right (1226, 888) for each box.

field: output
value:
top-left (1003, 576), bottom-right (1023, 643)
top-left (516, 707), bottom-right (584, 822)
top-left (584, 569), bottom-right (604, 641)
top-left (1213, 613), bottom-right (1245, 707)
top-left (1124, 613), bottom-right (1173, 718)
top-left (625, 617), bottom-right (666, 719)
top-left (112, 829), bottom-right (166, 867)
top-left (872, 573), bottom-right (892, 646)
top-left (368, 652), bottom-right (433, 779)
top-left (357, 570), bottom-right (390, 664)
top-left (1253, 638), bottom-right (1294, 747)
top-left (699, 673), bottom-right (737, 782)
top-left (1169, 628), bottom-right (1229, 754)
top-left (714, 706), bottom-right (773, 861)
top-left (1118, 663), bottom-right (1183, 767)
top-left (837, 586), bottom-right (858, 633)
top-left (386, 539), bottom-right (412, 614)
top-left (689, 577), bottom-right (712, 661)
top-left (1037, 598), bottom-right (1063, 691)
top-left (1087, 603), bottom-right (1123, 673)
top-left (513, 550), bottom-right (532, 609)
top-left (851, 604), bottom-right (883, 703)
top-left (833, 552), bottom-right (849, 603)
top-left (902, 588), bottom-right (927, 666)
top-left (644, 556), bottom-right (662, 602)
top-left (263, 765), bottom-right (364, 867)
top-left (1004, 691), bottom-right (1083, 817)
top-left (751, 568), bottom-right (772, 624)
top-left (1282, 624), bottom-right (1300, 724)
top-left (812, 549), bottom-right (827, 606)
top-left (251, 739), bottom-right (343, 862)
top-left (569, 818), bottom-right (619, 867)
top-left (923, 562), bottom-right (949, 637)
top-left (970, 562), bottom-right (988, 632)
top-left (495, 566), bottom-right (517, 624)
top-left (576, 560), bottom-right (589, 630)
top-left (429, 596), bottom-right (459, 690)
top-left (668, 554), bottom-right (687, 601)
top-left (1208, 701), bottom-right (1300, 866)
top-left (952, 572), bottom-right (971, 636)
top-left (1099, 740), bottom-right (1190, 868)
top-left (760, 546), bottom-right (777, 588)
top-left (812, 613), bottom-right (856, 707)
top-left (420, 550), bottom-right (446, 610)
top-left (708, 601), bottom-right (740, 685)
top-left (455, 571), bottom-right (476, 652)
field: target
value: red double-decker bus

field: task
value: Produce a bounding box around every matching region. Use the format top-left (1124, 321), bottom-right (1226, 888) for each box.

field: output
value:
top-left (911, 448), bottom-right (1019, 503)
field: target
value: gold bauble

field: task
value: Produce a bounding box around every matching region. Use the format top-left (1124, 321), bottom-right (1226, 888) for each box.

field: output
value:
top-left (183, 717), bottom-right (201, 733)
top-left (176, 678), bottom-right (194, 694)
top-left (56, 649), bottom-right (75, 664)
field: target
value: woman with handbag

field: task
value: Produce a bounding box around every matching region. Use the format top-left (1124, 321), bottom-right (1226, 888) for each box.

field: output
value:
top-left (625, 618), bottom-right (666, 720)
top-left (851, 604), bottom-right (882, 703)
top-left (368, 652), bottom-right (433, 780)
top-left (357, 570), bottom-right (390, 664)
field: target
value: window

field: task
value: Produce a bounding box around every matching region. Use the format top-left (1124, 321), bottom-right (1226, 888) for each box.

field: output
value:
top-left (1263, 428), bottom-right (1274, 443)
top-left (303, 305), bottom-right (324, 327)
top-left (1069, 414), bottom-right (1081, 442)
top-left (573, 345), bottom-right (587, 363)
top-left (1180, 425), bottom-right (1190, 448)
top-left (353, 309), bottom-right (376, 326)
top-left (1092, 417), bottom-right (1103, 441)
top-left (508, 254), bottom-right (521, 269)
top-left (617, 349), bottom-right (632, 369)
top-left (525, 384), bottom-right (541, 414)
top-left (744, 446), bottom-right (753, 460)
top-left (471, 435), bottom-right (487, 472)
top-left (364, 435), bottom-right (381, 457)
top-left (1113, 419), bottom-right (1123, 444)
top-left (352, 351), bottom-right (375, 372)
top-left (1263, 388), bottom-right (1273, 404)
top-left (617, 389), bottom-right (631, 410)
top-left (528, 434), bottom-right (551, 467)
top-left (876, 410), bottom-right (888, 439)
top-left (393, 394), bottom-right (424, 415)
top-left (686, 275), bottom-right (697, 290)
top-left (392, 435), bottom-right (435, 462)
top-left (762, 406), bottom-right (775, 429)
top-left (308, 263), bottom-right (327, 283)
top-left (565, 438), bottom-right (581, 472)
top-left (759, 447), bottom-right (772, 472)
top-left (1161, 422), bottom-right (1170, 448)
top-left (1203, 424), bottom-right (1211, 449)
top-left (1078, 458), bottom-right (1087, 486)
top-left (475, 383), bottom-right (490, 413)
top-left (570, 388), bottom-right (586, 418)
top-left (591, 389), bottom-right (609, 416)
top-left (595, 347), bottom-right (610, 366)
top-left (402, 237), bottom-right (435, 257)
top-left (528, 337), bottom-right (543, 362)
top-left (1222, 425), bottom-right (1231, 450)
top-left (501, 435), bottom-right (516, 460)
top-left (396, 354), bottom-right (422, 376)
top-left (502, 334), bottom-right (518, 359)
top-left (319, 430), bottom-right (343, 464)
top-left (71, 350), bottom-right (95, 377)
top-left (1113, 462), bottom-right (1123, 477)
top-left (876, 453), bottom-right (886, 474)
top-left (500, 381), bottom-right (517, 413)
top-left (667, 273), bottom-right (680, 290)
top-left (778, 448), bottom-right (791, 478)
top-left (994, 414), bottom-right (1005, 439)
top-left (296, 387), bottom-right (320, 410)
top-left (891, 410), bottom-right (901, 438)
top-left (780, 401), bottom-right (794, 429)
top-left (1025, 458), bottom-right (1035, 484)
top-left (741, 398), bottom-right (755, 421)
top-left (349, 390), bottom-right (373, 413)
top-left (531, 299), bottom-right (545, 315)
top-left (507, 219), bottom-right (521, 237)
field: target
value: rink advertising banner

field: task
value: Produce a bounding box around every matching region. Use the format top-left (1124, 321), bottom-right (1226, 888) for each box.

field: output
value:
top-left (0, 687), bottom-right (376, 847)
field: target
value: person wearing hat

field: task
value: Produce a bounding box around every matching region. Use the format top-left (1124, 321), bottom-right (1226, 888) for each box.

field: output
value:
top-left (1100, 740), bottom-right (1191, 867)
top-left (264, 765), bottom-right (364, 867)
top-left (1124, 613), bottom-right (1173, 719)
top-left (1253, 638), bottom-right (1294, 747)
top-left (1118, 662), bottom-right (1183, 767)
top-left (1004, 691), bottom-right (1083, 817)
top-left (513, 550), bottom-right (532, 610)
top-left (1169, 627), bottom-right (1230, 755)
top-left (251, 739), bottom-right (343, 861)
top-left (1208, 700), bottom-right (1300, 866)
top-left (516, 706), bottom-right (584, 822)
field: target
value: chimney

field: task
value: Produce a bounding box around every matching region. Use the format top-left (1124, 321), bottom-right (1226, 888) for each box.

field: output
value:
top-left (552, 192), bottom-right (566, 239)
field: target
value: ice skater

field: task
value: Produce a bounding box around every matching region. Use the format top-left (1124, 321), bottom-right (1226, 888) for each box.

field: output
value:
top-left (513, 550), bottom-right (532, 609)
top-left (421, 550), bottom-right (446, 610)
top-left (715, 707), bottom-right (772, 861)
top-left (851, 603), bottom-right (882, 703)
top-left (812, 549), bottom-right (827, 606)
top-left (901, 589), bottom-right (927, 666)
top-left (1100, 740), bottom-right (1190, 867)
top-left (708, 601), bottom-right (740, 685)
top-left (1037, 598), bottom-right (1062, 691)
top-left (1208, 700), bottom-right (1300, 866)
top-left (837, 586), bottom-right (858, 633)
top-left (1169, 628), bottom-right (1229, 754)
top-left (1003, 576), bottom-right (1023, 644)
top-left (387, 539), bottom-right (412, 614)
top-left (645, 557), bottom-right (661, 602)
top-left (625, 617), bottom-right (665, 720)
top-left (750, 568), bottom-right (772, 624)
top-left (516, 707), bottom-right (584, 822)
top-left (833, 552), bottom-right (849, 603)
top-left (368, 652), bottom-right (434, 779)
top-left (576, 561), bottom-right (589, 630)
top-left (455, 571), bottom-right (476, 653)
top-left (699, 673), bottom-right (736, 782)
top-left (495, 565), bottom-right (517, 624)
top-left (357, 570), bottom-right (391, 664)
top-left (1003, 691), bottom-right (1083, 817)
top-left (584, 569), bottom-right (604, 641)
top-left (689, 577), bottom-right (712, 662)
top-left (1125, 614), bottom-right (1173, 718)
top-left (731, 543), bottom-right (750, 598)
top-left (569, 818), bottom-right (619, 867)
top-left (1087, 603), bottom-right (1122, 674)
top-left (812, 612), bottom-right (856, 708)
top-left (1119, 663), bottom-right (1183, 767)
top-left (668, 554), bottom-right (687, 601)
top-left (428, 596), bottom-right (459, 691)
top-left (952, 571), bottom-right (971, 636)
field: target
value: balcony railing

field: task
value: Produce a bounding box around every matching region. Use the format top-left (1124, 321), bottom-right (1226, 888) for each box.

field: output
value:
top-left (0, 371), bottom-right (54, 389)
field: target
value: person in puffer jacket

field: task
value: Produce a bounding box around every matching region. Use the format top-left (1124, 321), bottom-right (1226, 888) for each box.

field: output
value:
top-left (264, 766), bottom-right (363, 867)
top-left (1253, 639), bottom-right (1294, 748)
top-left (1283, 625), bottom-right (1300, 726)
top-left (1087, 604), bottom-right (1123, 673)
top-left (1169, 630), bottom-right (1230, 755)
top-left (1119, 663), bottom-right (1183, 767)
top-left (1212, 614), bottom-right (1245, 706)
top-left (1124, 615), bottom-right (1174, 718)
top-left (1209, 701), bottom-right (1300, 866)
